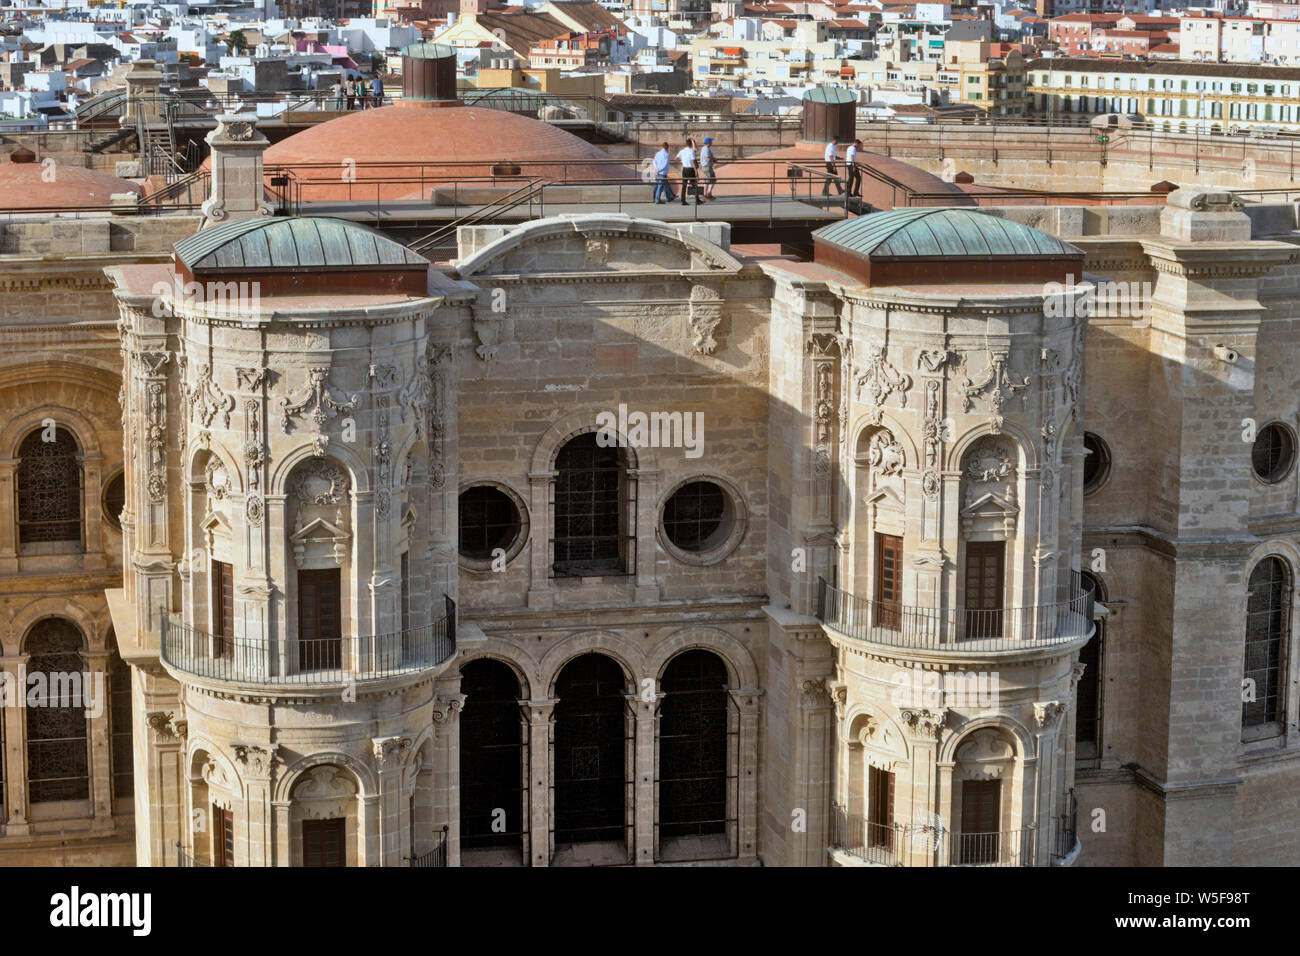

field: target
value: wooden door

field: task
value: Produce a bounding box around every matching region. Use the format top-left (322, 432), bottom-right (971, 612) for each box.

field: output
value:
top-left (214, 805), bottom-right (234, 867)
top-left (212, 560), bottom-right (234, 659)
top-left (874, 533), bottom-right (903, 630)
top-left (867, 766), bottom-right (894, 849)
top-left (959, 779), bottom-right (1001, 864)
top-left (298, 568), bottom-right (341, 671)
top-left (963, 542), bottom-right (1005, 639)
top-left (303, 818), bottom-right (346, 867)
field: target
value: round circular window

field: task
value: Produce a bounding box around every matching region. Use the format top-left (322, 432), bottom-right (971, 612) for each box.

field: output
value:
top-left (102, 471), bottom-right (126, 532)
top-left (1252, 423), bottom-right (1296, 484)
top-left (1082, 433), bottom-right (1111, 496)
top-left (458, 484), bottom-right (526, 566)
top-left (659, 478), bottom-right (746, 566)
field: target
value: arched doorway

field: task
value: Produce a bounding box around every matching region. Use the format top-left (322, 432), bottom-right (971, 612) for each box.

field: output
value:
top-left (553, 653), bottom-right (628, 859)
top-left (657, 649), bottom-right (733, 862)
top-left (459, 658), bottom-right (525, 863)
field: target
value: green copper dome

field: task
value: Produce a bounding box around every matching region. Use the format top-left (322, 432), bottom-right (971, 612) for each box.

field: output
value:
top-left (175, 217), bottom-right (428, 273)
top-left (814, 208), bottom-right (1080, 259)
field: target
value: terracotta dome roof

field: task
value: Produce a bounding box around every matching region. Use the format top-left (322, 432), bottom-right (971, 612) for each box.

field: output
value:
top-left (261, 103), bottom-right (633, 202)
top-left (0, 150), bottom-right (142, 210)
top-left (715, 142), bottom-right (972, 211)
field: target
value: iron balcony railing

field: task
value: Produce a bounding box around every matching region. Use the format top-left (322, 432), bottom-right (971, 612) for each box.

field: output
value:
top-left (831, 806), bottom-right (1037, 867)
top-left (160, 595), bottom-right (456, 686)
top-left (407, 826), bottom-right (449, 868)
top-left (175, 841), bottom-right (210, 867)
top-left (815, 575), bottom-right (1094, 652)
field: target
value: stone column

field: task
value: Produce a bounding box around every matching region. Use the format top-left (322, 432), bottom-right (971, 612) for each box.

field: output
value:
top-left (1, 654), bottom-right (29, 835)
top-left (431, 689), bottom-right (465, 865)
top-left (730, 687), bottom-right (763, 861)
top-left (82, 453), bottom-right (107, 569)
top-left (0, 459), bottom-right (16, 573)
top-left (144, 710), bottom-right (187, 867)
top-left (83, 649), bottom-right (114, 829)
top-left (627, 689), bottom-right (662, 865)
top-left (900, 707), bottom-right (946, 866)
top-left (201, 114), bottom-right (275, 228)
top-left (629, 468), bottom-right (660, 603)
top-left (1032, 700), bottom-right (1066, 866)
top-left (372, 735), bottom-right (414, 867)
top-left (526, 472), bottom-right (553, 609)
top-left (520, 698), bottom-right (557, 866)
top-left (793, 675), bottom-right (835, 866)
top-left (232, 743), bottom-right (277, 867)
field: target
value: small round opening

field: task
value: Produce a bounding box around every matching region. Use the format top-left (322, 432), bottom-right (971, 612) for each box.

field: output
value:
top-left (1082, 433), bottom-right (1111, 495)
top-left (663, 481), bottom-right (729, 553)
top-left (458, 485), bottom-right (522, 561)
top-left (1252, 423), bottom-right (1296, 484)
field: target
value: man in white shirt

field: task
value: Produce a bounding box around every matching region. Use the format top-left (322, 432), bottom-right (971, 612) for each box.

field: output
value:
top-left (846, 138), bottom-right (862, 198)
top-left (822, 137), bottom-right (844, 196)
top-left (652, 142), bottom-right (676, 204)
top-left (677, 140), bottom-right (700, 206)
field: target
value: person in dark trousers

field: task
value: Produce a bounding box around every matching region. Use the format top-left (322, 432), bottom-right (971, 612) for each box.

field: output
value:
top-left (372, 74), bottom-right (384, 108)
top-left (677, 139), bottom-right (699, 205)
top-left (822, 136), bottom-right (844, 196)
top-left (846, 138), bottom-right (863, 198)
top-left (346, 77), bottom-right (356, 110)
top-left (653, 141), bottom-right (676, 203)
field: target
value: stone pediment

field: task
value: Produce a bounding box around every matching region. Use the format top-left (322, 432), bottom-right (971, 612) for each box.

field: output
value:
top-left (290, 516), bottom-right (349, 567)
top-left (962, 490), bottom-right (1016, 518)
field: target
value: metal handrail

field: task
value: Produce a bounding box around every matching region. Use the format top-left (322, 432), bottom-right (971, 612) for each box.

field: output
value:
top-left (409, 177), bottom-right (551, 255)
top-left (830, 806), bottom-right (1037, 867)
top-left (815, 575), bottom-right (1094, 651)
top-left (406, 825), bottom-right (449, 867)
top-left (175, 841), bottom-right (211, 867)
top-left (160, 595), bottom-right (456, 686)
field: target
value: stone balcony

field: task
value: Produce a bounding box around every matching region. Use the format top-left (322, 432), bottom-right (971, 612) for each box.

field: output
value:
top-left (829, 806), bottom-right (1070, 867)
top-left (159, 598), bottom-right (456, 694)
top-left (815, 577), bottom-right (1094, 661)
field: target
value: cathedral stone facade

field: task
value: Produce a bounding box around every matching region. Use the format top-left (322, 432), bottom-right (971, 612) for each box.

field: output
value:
top-left (0, 110), bottom-right (1297, 867)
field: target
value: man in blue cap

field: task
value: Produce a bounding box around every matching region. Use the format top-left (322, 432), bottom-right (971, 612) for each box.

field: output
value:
top-left (699, 136), bottom-right (717, 200)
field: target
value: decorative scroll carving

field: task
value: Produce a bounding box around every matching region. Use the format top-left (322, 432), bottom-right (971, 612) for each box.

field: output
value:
top-left (245, 493), bottom-right (264, 527)
top-left (689, 284), bottom-right (723, 355)
top-left (278, 367), bottom-right (358, 434)
top-left (922, 471), bottom-right (941, 500)
top-left (146, 711), bottom-right (186, 742)
top-left (206, 460), bottom-right (232, 500)
top-left (186, 363), bottom-right (235, 430)
top-left (236, 367), bottom-right (268, 392)
top-left (916, 348), bottom-right (953, 373)
top-left (814, 361), bottom-right (835, 477)
top-left (899, 708), bottom-right (947, 739)
top-left (964, 436), bottom-right (1015, 483)
top-left (868, 429), bottom-right (905, 477)
top-left (431, 695), bottom-right (466, 724)
top-left (372, 735), bottom-right (413, 769)
top-left (960, 350), bottom-right (1030, 431)
top-left (291, 458), bottom-right (350, 505)
top-left (1034, 700), bottom-right (1066, 728)
top-left (855, 344), bottom-right (912, 409)
top-left (232, 743), bottom-right (279, 778)
top-left (399, 353), bottom-right (433, 440)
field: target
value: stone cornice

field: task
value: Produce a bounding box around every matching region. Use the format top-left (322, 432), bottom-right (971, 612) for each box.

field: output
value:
top-left (1140, 239), bottom-right (1300, 279)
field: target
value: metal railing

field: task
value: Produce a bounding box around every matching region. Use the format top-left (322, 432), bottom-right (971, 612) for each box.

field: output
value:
top-left (160, 595), bottom-right (456, 686)
top-left (175, 841), bottom-right (211, 867)
top-left (831, 807), bottom-right (1036, 866)
top-left (816, 574), bottom-right (1094, 652)
top-left (1052, 791), bottom-right (1079, 861)
top-left (407, 825), bottom-right (449, 867)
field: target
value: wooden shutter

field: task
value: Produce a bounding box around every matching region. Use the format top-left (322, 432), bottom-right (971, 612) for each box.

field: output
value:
top-left (212, 561), bottom-right (234, 658)
top-left (963, 542), bottom-right (1005, 639)
top-left (303, 818), bottom-right (346, 867)
top-left (874, 533), bottom-right (903, 629)
top-left (959, 780), bottom-right (1001, 864)
top-left (298, 569), bottom-right (341, 671)
top-left (214, 805), bottom-right (234, 867)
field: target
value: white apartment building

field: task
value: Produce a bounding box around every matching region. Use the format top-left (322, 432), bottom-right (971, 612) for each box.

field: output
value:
top-left (1180, 12), bottom-right (1300, 63)
top-left (1030, 55), bottom-right (1300, 131)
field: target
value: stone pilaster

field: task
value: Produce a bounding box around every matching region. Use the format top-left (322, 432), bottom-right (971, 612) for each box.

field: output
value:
top-left (520, 698), bottom-right (557, 866)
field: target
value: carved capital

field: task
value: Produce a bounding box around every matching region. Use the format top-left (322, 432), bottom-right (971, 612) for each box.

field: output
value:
top-left (232, 743), bottom-right (279, 779)
top-left (372, 735), bottom-right (413, 769)
top-left (1034, 700), bottom-right (1066, 728)
top-left (146, 711), bottom-right (186, 743)
top-left (899, 707), bottom-right (948, 740)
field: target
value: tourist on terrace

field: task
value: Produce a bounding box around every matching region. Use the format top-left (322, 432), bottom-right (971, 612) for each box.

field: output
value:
top-left (678, 139), bottom-right (699, 206)
top-left (822, 136), bottom-right (844, 196)
top-left (346, 79), bottom-right (356, 110)
top-left (333, 80), bottom-right (345, 111)
top-left (372, 74), bottom-right (384, 108)
top-left (846, 138), bottom-right (863, 198)
top-left (700, 136), bottom-right (717, 200)
top-left (653, 142), bottom-right (676, 204)
top-left (356, 77), bottom-right (370, 110)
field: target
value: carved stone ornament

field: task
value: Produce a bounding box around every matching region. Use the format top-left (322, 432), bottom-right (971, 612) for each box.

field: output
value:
top-left (186, 363), bottom-right (235, 430)
top-left (689, 283), bottom-right (723, 355)
top-left (278, 367), bottom-right (358, 434)
top-left (146, 711), bottom-right (186, 742)
top-left (922, 470), bottom-right (942, 500)
top-left (855, 344), bottom-right (912, 408)
top-left (899, 707), bottom-right (947, 739)
top-left (959, 349), bottom-right (1031, 431)
top-left (245, 493), bottom-right (265, 527)
top-left (1034, 700), bottom-right (1067, 728)
top-left (146, 470), bottom-right (167, 502)
top-left (372, 735), bottom-right (413, 769)
top-left (291, 457), bottom-right (350, 505)
top-left (964, 436), bottom-right (1015, 483)
top-left (232, 743), bottom-right (278, 778)
top-left (206, 459), bottom-right (231, 500)
top-left (868, 429), bottom-right (905, 477)
top-left (431, 695), bottom-right (466, 724)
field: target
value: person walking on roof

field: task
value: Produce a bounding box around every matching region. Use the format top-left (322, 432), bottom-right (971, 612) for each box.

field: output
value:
top-left (677, 139), bottom-right (700, 206)
top-left (699, 135), bottom-right (717, 200)
top-left (846, 138), bottom-right (863, 198)
top-left (822, 136), bottom-right (844, 196)
top-left (372, 74), bottom-right (384, 108)
top-left (653, 141), bottom-right (676, 204)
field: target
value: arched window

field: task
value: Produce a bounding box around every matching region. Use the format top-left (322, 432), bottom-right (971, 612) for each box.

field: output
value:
top-left (554, 653), bottom-right (627, 851)
top-left (1076, 572), bottom-right (1104, 764)
top-left (16, 426), bottom-right (82, 546)
top-left (554, 433), bottom-right (627, 576)
top-left (25, 619), bottom-right (89, 803)
top-left (459, 658), bottom-right (524, 858)
top-left (659, 650), bottom-right (732, 861)
top-left (1243, 557), bottom-right (1290, 733)
top-left (108, 629), bottom-right (134, 799)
